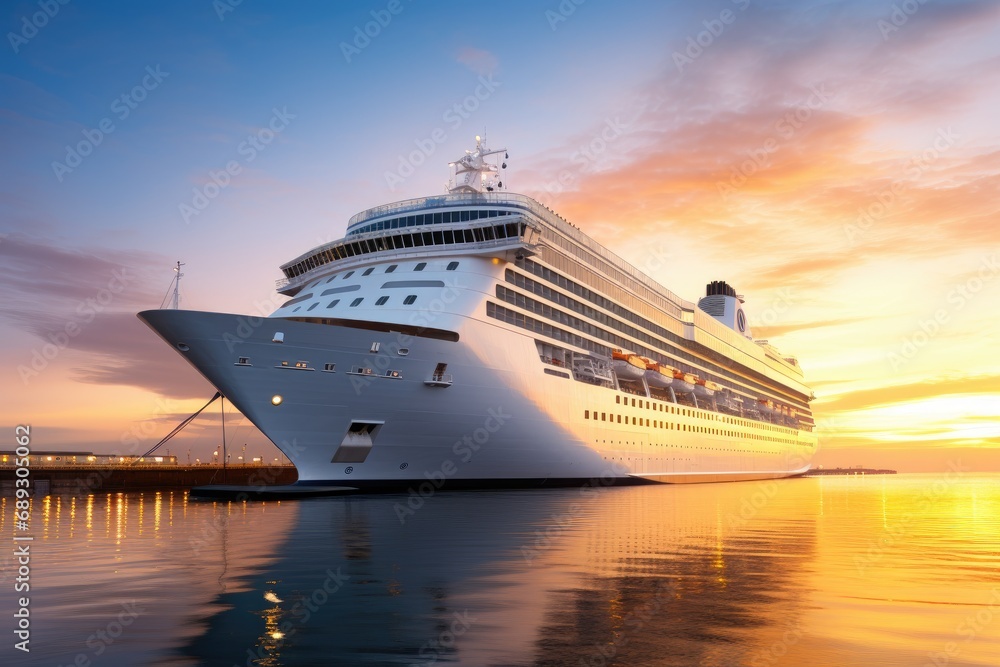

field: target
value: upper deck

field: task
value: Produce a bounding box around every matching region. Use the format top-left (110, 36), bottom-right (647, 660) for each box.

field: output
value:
top-left (274, 138), bottom-right (809, 398)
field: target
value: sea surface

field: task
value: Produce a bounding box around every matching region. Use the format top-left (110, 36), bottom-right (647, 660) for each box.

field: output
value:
top-left (1, 473), bottom-right (999, 667)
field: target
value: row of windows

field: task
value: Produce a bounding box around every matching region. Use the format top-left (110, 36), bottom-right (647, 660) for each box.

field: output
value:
top-left (349, 209), bottom-right (513, 236)
top-left (487, 301), bottom-right (610, 356)
top-left (539, 229), bottom-right (685, 320)
top-left (296, 294), bottom-right (419, 312)
top-left (509, 263), bottom-right (696, 360)
top-left (583, 410), bottom-right (802, 446)
top-left (283, 221), bottom-right (527, 280)
top-left (511, 260), bottom-right (810, 411)
top-left (309, 261), bottom-right (460, 288)
top-left (268, 359), bottom-right (404, 378)
top-left (613, 393), bottom-right (797, 436)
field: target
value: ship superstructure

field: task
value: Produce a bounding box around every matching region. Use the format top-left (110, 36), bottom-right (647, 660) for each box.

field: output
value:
top-left (140, 138), bottom-right (816, 487)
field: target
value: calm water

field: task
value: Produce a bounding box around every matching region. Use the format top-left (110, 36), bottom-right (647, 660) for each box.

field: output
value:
top-left (1, 474), bottom-right (999, 666)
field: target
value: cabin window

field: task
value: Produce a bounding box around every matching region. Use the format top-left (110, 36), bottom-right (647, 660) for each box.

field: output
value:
top-left (585, 410), bottom-right (590, 419)
top-left (363, 268), bottom-right (374, 276)
top-left (237, 357), bottom-right (250, 365)
top-left (323, 363), bottom-right (335, 372)
top-left (375, 296), bottom-right (389, 306)
top-left (403, 295), bottom-right (417, 305)
top-left (386, 264), bottom-right (397, 273)
top-left (414, 262), bottom-right (426, 272)
top-left (350, 298), bottom-right (363, 307)
top-left (327, 299), bottom-right (340, 308)
top-left (616, 396), bottom-right (620, 404)
top-left (601, 413), bottom-right (606, 421)
top-left (447, 261), bottom-right (459, 271)
top-left (307, 303), bottom-right (319, 311)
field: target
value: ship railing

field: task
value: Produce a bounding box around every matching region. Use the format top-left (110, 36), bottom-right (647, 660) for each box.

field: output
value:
top-left (275, 234), bottom-right (538, 295)
top-left (347, 192), bottom-right (567, 228)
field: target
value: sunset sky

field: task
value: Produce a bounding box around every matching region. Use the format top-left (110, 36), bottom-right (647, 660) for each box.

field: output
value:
top-left (2, 0), bottom-right (998, 471)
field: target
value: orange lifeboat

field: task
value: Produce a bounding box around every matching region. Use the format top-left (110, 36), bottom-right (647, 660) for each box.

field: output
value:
top-left (672, 369), bottom-right (696, 393)
top-left (694, 378), bottom-right (722, 397)
top-left (611, 349), bottom-right (646, 381)
top-left (641, 358), bottom-right (675, 389)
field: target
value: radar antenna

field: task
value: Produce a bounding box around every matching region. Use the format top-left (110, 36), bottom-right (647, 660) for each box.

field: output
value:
top-left (447, 136), bottom-right (508, 194)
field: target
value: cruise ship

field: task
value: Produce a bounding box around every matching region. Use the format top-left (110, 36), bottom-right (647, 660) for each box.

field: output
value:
top-left (140, 138), bottom-right (817, 488)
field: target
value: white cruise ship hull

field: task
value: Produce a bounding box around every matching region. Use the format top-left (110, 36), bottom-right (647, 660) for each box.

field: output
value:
top-left (139, 307), bottom-right (815, 488)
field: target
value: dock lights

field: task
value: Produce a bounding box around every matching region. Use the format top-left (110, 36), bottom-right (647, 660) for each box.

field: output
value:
top-left (271, 394), bottom-right (283, 406)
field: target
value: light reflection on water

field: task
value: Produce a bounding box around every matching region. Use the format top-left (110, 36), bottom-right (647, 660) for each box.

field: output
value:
top-left (0, 474), bottom-right (998, 666)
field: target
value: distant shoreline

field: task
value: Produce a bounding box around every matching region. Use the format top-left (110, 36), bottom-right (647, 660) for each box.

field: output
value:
top-left (804, 467), bottom-right (897, 476)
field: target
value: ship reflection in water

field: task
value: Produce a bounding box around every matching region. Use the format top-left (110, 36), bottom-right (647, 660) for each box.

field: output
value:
top-left (1, 475), bottom-right (999, 666)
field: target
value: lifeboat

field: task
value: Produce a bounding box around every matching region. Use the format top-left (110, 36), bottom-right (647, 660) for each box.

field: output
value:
top-left (611, 349), bottom-right (646, 382)
top-left (694, 378), bottom-right (723, 398)
top-left (641, 358), bottom-right (675, 389)
top-left (671, 369), bottom-right (696, 394)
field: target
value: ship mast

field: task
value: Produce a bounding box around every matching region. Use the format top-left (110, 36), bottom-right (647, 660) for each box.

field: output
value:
top-left (447, 135), bottom-right (508, 194)
top-left (171, 261), bottom-right (185, 310)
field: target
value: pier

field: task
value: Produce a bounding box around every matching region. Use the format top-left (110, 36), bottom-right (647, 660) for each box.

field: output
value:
top-left (0, 464), bottom-right (297, 495)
